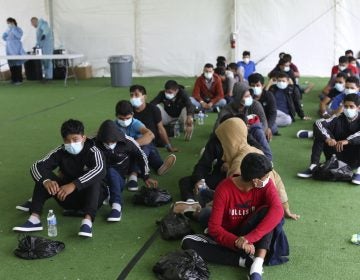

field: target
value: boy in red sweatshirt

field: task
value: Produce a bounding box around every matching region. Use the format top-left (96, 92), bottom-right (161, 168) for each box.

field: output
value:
top-left (182, 153), bottom-right (284, 280)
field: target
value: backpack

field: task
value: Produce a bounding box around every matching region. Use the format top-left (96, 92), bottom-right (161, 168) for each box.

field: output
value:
top-left (157, 212), bottom-right (193, 240)
top-left (312, 154), bottom-right (353, 181)
top-left (132, 187), bottom-right (172, 207)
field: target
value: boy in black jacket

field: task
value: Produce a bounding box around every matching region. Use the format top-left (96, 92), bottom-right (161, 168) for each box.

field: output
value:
top-left (13, 119), bottom-right (106, 238)
top-left (95, 120), bottom-right (158, 222)
top-left (298, 94), bottom-right (360, 184)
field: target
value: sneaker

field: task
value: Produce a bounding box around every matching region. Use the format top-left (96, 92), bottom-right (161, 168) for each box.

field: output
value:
top-left (78, 224), bottom-right (92, 238)
top-left (351, 174), bottom-right (360, 185)
top-left (184, 125), bottom-right (193, 141)
top-left (16, 200), bottom-right (32, 212)
top-left (173, 201), bottom-right (201, 214)
top-left (157, 154), bottom-right (176, 176)
top-left (125, 180), bottom-right (139, 191)
top-left (296, 130), bottom-right (313, 138)
top-left (107, 209), bottom-right (122, 222)
top-left (248, 272), bottom-right (262, 280)
top-left (13, 220), bottom-right (43, 232)
top-left (297, 168), bottom-right (313, 178)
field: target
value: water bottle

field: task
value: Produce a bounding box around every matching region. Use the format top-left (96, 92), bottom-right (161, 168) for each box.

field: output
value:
top-left (173, 120), bottom-right (181, 138)
top-left (198, 179), bottom-right (208, 192)
top-left (198, 111), bottom-right (205, 125)
top-left (47, 209), bottom-right (58, 237)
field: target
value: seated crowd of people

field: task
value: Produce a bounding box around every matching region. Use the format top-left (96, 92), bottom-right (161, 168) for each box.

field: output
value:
top-left (11, 50), bottom-right (360, 280)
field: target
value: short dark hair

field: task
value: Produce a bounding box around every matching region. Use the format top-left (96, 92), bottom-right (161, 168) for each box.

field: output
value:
top-left (344, 94), bottom-right (360, 106)
top-left (204, 63), bottom-right (214, 69)
top-left (216, 56), bottom-right (226, 63)
top-left (129, 84), bottom-right (146, 95)
top-left (283, 53), bottom-right (292, 62)
top-left (278, 58), bottom-right (288, 66)
top-left (164, 80), bottom-right (179, 90)
top-left (115, 100), bottom-right (133, 116)
top-left (279, 52), bottom-right (286, 59)
top-left (269, 70), bottom-right (281, 79)
top-left (242, 51), bottom-right (250, 57)
top-left (227, 63), bottom-right (238, 71)
top-left (277, 71), bottom-right (289, 79)
top-left (61, 119), bottom-right (84, 138)
top-left (336, 72), bottom-right (348, 80)
top-left (345, 49), bottom-right (354, 56)
top-left (241, 153), bottom-right (273, 181)
top-left (339, 56), bottom-right (349, 64)
top-left (248, 73), bottom-right (265, 85)
top-left (216, 61), bottom-right (226, 68)
top-left (348, 56), bottom-right (356, 63)
top-left (346, 76), bottom-right (360, 86)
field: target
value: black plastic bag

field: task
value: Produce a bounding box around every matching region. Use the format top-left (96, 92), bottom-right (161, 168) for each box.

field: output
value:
top-left (133, 187), bottom-right (172, 207)
top-left (153, 249), bottom-right (210, 280)
top-left (14, 235), bottom-right (65, 260)
top-left (157, 212), bottom-right (193, 240)
top-left (312, 154), bottom-right (353, 181)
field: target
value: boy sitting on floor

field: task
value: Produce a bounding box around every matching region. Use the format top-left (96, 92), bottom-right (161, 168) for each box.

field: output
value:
top-left (13, 119), bottom-right (106, 238)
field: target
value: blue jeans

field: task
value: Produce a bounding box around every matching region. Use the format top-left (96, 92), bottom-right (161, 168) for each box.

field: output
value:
top-left (106, 167), bottom-right (125, 205)
top-left (249, 123), bottom-right (273, 161)
top-left (190, 97), bottom-right (227, 111)
top-left (141, 143), bottom-right (163, 171)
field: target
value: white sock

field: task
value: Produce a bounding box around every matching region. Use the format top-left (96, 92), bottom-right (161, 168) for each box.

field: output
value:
top-left (356, 167), bottom-right (360, 174)
top-left (81, 218), bottom-right (92, 227)
top-left (112, 203), bottom-right (122, 212)
top-left (308, 131), bottom-right (314, 138)
top-left (239, 257), bottom-right (246, 268)
top-left (28, 215), bottom-right (40, 224)
top-left (250, 257), bottom-right (264, 275)
top-left (128, 175), bottom-right (138, 182)
top-left (309, 164), bottom-right (317, 170)
top-left (186, 199), bottom-right (195, 203)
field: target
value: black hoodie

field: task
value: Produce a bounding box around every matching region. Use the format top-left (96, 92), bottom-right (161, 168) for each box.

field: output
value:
top-left (95, 120), bottom-right (150, 179)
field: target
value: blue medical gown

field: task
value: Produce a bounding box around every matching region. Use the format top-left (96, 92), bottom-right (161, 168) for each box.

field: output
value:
top-left (36, 19), bottom-right (54, 79)
top-left (2, 26), bottom-right (25, 66)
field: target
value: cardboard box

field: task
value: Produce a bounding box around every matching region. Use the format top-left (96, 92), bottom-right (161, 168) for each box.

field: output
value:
top-left (0, 69), bottom-right (11, 81)
top-left (74, 65), bottom-right (92, 80)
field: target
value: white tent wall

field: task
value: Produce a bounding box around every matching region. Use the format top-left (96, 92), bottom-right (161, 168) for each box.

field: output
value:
top-left (235, 0), bottom-right (336, 77)
top-left (0, 0), bottom-right (48, 69)
top-left (51, 0), bottom-right (233, 77)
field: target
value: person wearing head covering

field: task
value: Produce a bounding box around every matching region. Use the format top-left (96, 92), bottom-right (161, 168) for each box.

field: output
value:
top-left (30, 17), bottom-right (54, 80)
top-left (182, 153), bottom-right (284, 280)
top-left (214, 83), bottom-right (272, 160)
top-left (2, 17), bottom-right (25, 84)
top-left (95, 120), bottom-right (158, 222)
top-left (215, 117), bottom-right (298, 220)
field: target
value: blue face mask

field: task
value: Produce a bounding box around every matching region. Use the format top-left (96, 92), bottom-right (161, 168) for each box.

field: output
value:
top-left (64, 141), bottom-right (83, 155)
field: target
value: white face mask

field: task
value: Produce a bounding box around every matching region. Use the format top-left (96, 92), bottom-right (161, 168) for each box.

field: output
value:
top-left (7, 23), bottom-right (12, 29)
top-left (243, 58), bottom-right (250, 64)
top-left (334, 83), bottom-right (345, 92)
top-left (104, 143), bottom-right (116, 150)
top-left (256, 176), bottom-right (270, 189)
top-left (251, 86), bottom-right (262, 96)
top-left (204, 72), bottom-right (213, 80)
top-left (117, 118), bottom-right (132, 127)
top-left (339, 65), bottom-right (347, 71)
top-left (130, 97), bottom-right (143, 108)
top-left (277, 81), bottom-right (288, 90)
top-left (225, 70), bottom-right (234, 79)
top-left (283, 66), bottom-right (290, 72)
top-left (64, 141), bottom-right (83, 155)
top-left (243, 96), bottom-right (253, 107)
top-left (165, 92), bottom-right (175, 100)
top-left (344, 108), bottom-right (358, 119)
top-left (345, 88), bottom-right (357, 95)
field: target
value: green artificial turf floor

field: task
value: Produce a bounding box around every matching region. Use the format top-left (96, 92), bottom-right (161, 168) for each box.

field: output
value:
top-left (0, 77), bottom-right (360, 280)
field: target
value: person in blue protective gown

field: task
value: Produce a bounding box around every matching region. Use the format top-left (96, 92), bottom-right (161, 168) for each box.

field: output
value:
top-left (30, 17), bottom-right (54, 80)
top-left (2, 17), bottom-right (25, 85)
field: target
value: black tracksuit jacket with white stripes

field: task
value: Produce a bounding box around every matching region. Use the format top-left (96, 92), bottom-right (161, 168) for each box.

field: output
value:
top-left (314, 113), bottom-right (360, 144)
top-left (30, 139), bottom-right (106, 190)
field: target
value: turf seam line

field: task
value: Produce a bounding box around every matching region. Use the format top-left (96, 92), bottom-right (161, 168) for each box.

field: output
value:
top-left (117, 228), bottom-right (160, 280)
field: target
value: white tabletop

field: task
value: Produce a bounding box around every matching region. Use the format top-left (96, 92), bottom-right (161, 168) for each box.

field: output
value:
top-left (0, 54), bottom-right (84, 60)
